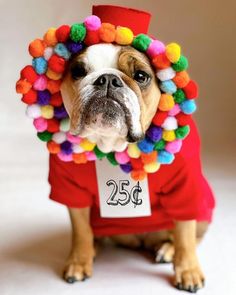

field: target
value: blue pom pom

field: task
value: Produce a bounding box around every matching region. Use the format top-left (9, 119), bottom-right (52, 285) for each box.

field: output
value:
top-left (160, 80), bottom-right (177, 94)
top-left (158, 150), bottom-right (175, 164)
top-left (137, 138), bottom-right (154, 153)
top-left (180, 99), bottom-right (197, 114)
top-left (54, 43), bottom-right (71, 60)
top-left (32, 57), bottom-right (47, 74)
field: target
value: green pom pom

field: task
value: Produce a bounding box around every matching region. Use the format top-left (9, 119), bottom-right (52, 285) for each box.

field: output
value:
top-left (173, 89), bottom-right (186, 103)
top-left (94, 146), bottom-right (107, 159)
top-left (60, 118), bottom-right (70, 132)
top-left (70, 23), bottom-right (86, 42)
top-left (37, 131), bottom-right (52, 142)
top-left (172, 55), bottom-right (189, 72)
top-left (154, 139), bottom-right (166, 151)
top-left (132, 34), bottom-right (152, 51)
top-left (107, 153), bottom-right (118, 166)
top-left (175, 125), bottom-right (190, 139)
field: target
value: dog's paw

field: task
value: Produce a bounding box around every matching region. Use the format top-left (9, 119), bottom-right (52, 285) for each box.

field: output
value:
top-left (155, 242), bottom-right (174, 263)
top-left (63, 260), bottom-right (93, 283)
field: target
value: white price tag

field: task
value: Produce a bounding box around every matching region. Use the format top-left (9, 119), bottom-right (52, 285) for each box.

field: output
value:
top-left (95, 159), bottom-right (151, 218)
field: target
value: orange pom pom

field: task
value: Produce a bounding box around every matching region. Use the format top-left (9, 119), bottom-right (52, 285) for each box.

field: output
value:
top-left (47, 79), bottom-right (62, 94)
top-left (28, 39), bottom-right (46, 57)
top-left (172, 71), bottom-right (190, 88)
top-left (158, 94), bottom-right (175, 111)
top-left (73, 153), bottom-right (88, 164)
top-left (131, 170), bottom-right (147, 181)
top-left (43, 28), bottom-right (58, 46)
top-left (99, 23), bottom-right (116, 43)
top-left (152, 53), bottom-right (171, 69)
top-left (16, 79), bottom-right (32, 94)
top-left (46, 69), bottom-right (62, 80)
top-left (141, 151), bottom-right (158, 165)
top-left (47, 141), bottom-right (60, 154)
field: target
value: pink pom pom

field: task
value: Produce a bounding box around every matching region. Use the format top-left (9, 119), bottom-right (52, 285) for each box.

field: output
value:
top-left (168, 104), bottom-right (181, 116)
top-left (33, 75), bottom-right (48, 91)
top-left (57, 152), bottom-right (73, 162)
top-left (84, 15), bottom-right (101, 31)
top-left (33, 117), bottom-right (48, 132)
top-left (66, 132), bottom-right (82, 144)
top-left (147, 39), bottom-right (165, 58)
top-left (115, 151), bottom-right (130, 164)
top-left (86, 151), bottom-right (97, 161)
top-left (165, 139), bottom-right (182, 154)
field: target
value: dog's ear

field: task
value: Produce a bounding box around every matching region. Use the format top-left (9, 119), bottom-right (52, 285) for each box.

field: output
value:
top-left (60, 75), bottom-right (76, 118)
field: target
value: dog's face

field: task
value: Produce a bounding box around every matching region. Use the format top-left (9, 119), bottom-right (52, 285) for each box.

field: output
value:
top-left (61, 44), bottom-right (161, 153)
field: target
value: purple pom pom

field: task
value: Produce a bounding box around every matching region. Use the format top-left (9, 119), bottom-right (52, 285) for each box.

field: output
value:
top-left (120, 163), bottom-right (132, 173)
top-left (60, 141), bottom-right (73, 155)
top-left (66, 40), bottom-right (84, 54)
top-left (146, 125), bottom-right (162, 142)
top-left (37, 90), bottom-right (51, 105)
top-left (54, 106), bottom-right (68, 119)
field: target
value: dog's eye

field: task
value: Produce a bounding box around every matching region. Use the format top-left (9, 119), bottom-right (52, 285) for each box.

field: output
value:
top-left (133, 70), bottom-right (150, 84)
top-left (70, 63), bottom-right (87, 80)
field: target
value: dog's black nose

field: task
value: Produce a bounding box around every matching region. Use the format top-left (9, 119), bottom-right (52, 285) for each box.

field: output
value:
top-left (93, 74), bottom-right (123, 89)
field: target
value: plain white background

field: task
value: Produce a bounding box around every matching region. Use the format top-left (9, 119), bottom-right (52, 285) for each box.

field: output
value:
top-left (0, 0), bottom-right (236, 294)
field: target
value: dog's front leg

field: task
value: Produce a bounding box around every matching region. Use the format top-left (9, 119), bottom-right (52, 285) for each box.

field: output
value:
top-left (173, 220), bottom-right (205, 293)
top-left (64, 207), bottom-right (95, 283)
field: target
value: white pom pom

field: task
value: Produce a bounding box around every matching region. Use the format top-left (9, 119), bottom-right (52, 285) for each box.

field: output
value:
top-left (52, 132), bottom-right (67, 144)
top-left (162, 117), bottom-right (178, 130)
top-left (59, 118), bottom-right (70, 132)
top-left (44, 47), bottom-right (54, 61)
top-left (72, 144), bottom-right (84, 153)
top-left (156, 67), bottom-right (176, 81)
top-left (26, 104), bottom-right (41, 118)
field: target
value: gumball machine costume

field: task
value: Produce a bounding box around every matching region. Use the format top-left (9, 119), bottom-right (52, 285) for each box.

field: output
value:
top-left (16, 5), bottom-right (215, 236)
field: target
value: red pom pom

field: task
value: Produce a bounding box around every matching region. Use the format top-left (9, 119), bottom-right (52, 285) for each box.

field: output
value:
top-left (50, 92), bottom-right (63, 106)
top-left (176, 113), bottom-right (192, 126)
top-left (56, 25), bottom-right (70, 42)
top-left (130, 158), bottom-right (143, 170)
top-left (47, 79), bottom-right (62, 94)
top-left (48, 55), bottom-right (66, 73)
top-left (183, 80), bottom-right (198, 99)
top-left (47, 118), bottom-right (60, 132)
top-left (20, 65), bottom-right (39, 83)
top-left (21, 89), bottom-right (37, 104)
top-left (152, 53), bottom-right (171, 69)
top-left (84, 30), bottom-right (100, 46)
top-left (152, 111), bottom-right (168, 126)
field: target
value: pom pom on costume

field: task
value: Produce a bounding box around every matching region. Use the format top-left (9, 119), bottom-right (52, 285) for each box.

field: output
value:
top-left (156, 67), bottom-right (176, 81)
top-left (70, 23), bottom-right (86, 42)
top-left (99, 23), bottom-right (116, 43)
top-left (132, 34), bottom-right (152, 51)
top-left (180, 99), bottom-right (197, 114)
top-left (147, 40), bottom-right (165, 58)
top-left (44, 28), bottom-right (58, 46)
top-left (84, 15), bottom-right (102, 31)
top-left (166, 43), bottom-right (181, 63)
top-left (56, 25), bottom-right (71, 42)
top-left (29, 39), bottom-right (46, 57)
top-left (183, 80), bottom-right (199, 99)
top-left (158, 150), bottom-right (174, 164)
top-left (115, 27), bottom-right (133, 45)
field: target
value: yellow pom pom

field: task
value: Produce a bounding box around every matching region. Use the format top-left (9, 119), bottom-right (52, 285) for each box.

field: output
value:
top-left (44, 28), bottom-right (58, 46)
top-left (80, 139), bottom-right (96, 151)
top-left (46, 68), bottom-right (62, 80)
top-left (144, 162), bottom-right (160, 173)
top-left (41, 105), bottom-right (54, 119)
top-left (162, 130), bottom-right (176, 142)
top-left (166, 43), bottom-right (181, 63)
top-left (127, 143), bottom-right (141, 158)
top-left (115, 26), bottom-right (134, 45)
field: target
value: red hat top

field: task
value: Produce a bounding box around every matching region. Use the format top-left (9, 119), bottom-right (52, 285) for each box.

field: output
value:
top-left (92, 5), bottom-right (151, 35)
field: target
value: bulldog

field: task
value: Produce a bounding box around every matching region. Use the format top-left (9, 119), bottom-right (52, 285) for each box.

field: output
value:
top-left (57, 43), bottom-right (208, 293)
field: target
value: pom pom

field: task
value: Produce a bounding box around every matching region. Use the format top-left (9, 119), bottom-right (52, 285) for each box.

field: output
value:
top-left (165, 139), bottom-right (182, 154)
top-left (47, 118), bottom-right (60, 133)
top-left (152, 53), bottom-right (171, 69)
top-left (175, 125), bottom-right (190, 139)
top-left (144, 162), bottom-right (160, 173)
top-left (166, 43), bottom-right (181, 63)
top-left (84, 15), bottom-right (101, 31)
top-left (80, 139), bottom-right (96, 151)
top-left (41, 105), bottom-right (54, 119)
top-left (132, 34), bottom-right (152, 51)
top-left (141, 151), bottom-right (158, 165)
top-left (52, 131), bottom-right (67, 144)
top-left (156, 67), bottom-right (176, 81)
top-left (70, 23), bottom-right (86, 42)
top-left (154, 139), bottom-right (166, 151)
top-left (131, 170), bottom-right (147, 181)
top-left (47, 141), bottom-right (60, 154)
top-left (72, 144), bottom-right (84, 153)
top-left (33, 117), bottom-right (47, 132)
top-left (172, 55), bottom-right (188, 72)
top-left (26, 104), bottom-right (41, 118)
top-left (99, 23), bottom-right (116, 43)
top-left (37, 131), bottom-right (52, 142)
top-left (50, 92), bottom-right (63, 106)
top-left (158, 94), bottom-right (175, 111)
top-left (120, 163), bottom-right (132, 173)
top-left (66, 41), bottom-right (83, 54)
top-left (173, 89), bottom-right (186, 103)
top-left (130, 158), bottom-right (143, 170)
top-left (21, 65), bottom-right (39, 83)
top-left (54, 106), bottom-right (68, 119)
top-left (60, 118), bottom-right (70, 132)
top-left (172, 71), bottom-right (190, 88)
top-left (33, 75), bottom-right (47, 91)
top-left (147, 40), bottom-right (165, 58)
top-left (84, 30), bottom-right (100, 46)
top-left (67, 133), bottom-right (81, 144)
top-left (115, 27), bottom-right (134, 45)
top-left (48, 54), bottom-right (66, 73)
top-left (56, 25), bottom-right (70, 42)
top-left (180, 99), bottom-right (197, 114)
top-left (94, 146), bottom-right (107, 159)
top-left (107, 153), bottom-right (118, 166)
top-left (86, 151), bottom-right (97, 161)
top-left (127, 143), bottom-right (141, 159)
top-left (137, 138), bottom-right (154, 153)
top-left (28, 39), bottom-right (45, 57)
top-left (176, 112), bottom-right (191, 126)
top-left (183, 80), bottom-right (198, 99)
top-left (22, 89), bottom-right (37, 104)
top-left (158, 150), bottom-right (174, 164)
top-left (115, 151), bottom-right (130, 164)
top-left (58, 152), bottom-right (73, 162)
top-left (60, 140), bottom-right (73, 155)
top-left (73, 153), bottom-right (87, 164)
top-left (37, 90), bottom-right (51, 105)
top-left (46, 68), bottom-right (62, 80)
top-left (161, 117), bottom-right (178, 130)
top-left (152, 111), bottom-right (168, 126)
top-left (32, 57), bottom-right (47, 74)
top-left (146, 125), bottom-right (162, 142)
top-left (168, 104), bottom-right (181, 116)
top-left (160, 80), bottom-right (177, 94)
top-left (47, 79), bottom-right (61, 94)
top-left (162, 130), bottom-right (176, 142)
top-left (54, 43), bottom-right (71, 60)
top-left (43, 47), bottom-right (54, 61)
top-left (43, 28), bottom-right (58, 46)
top-left (16, 79), bottom-right (32, 94)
